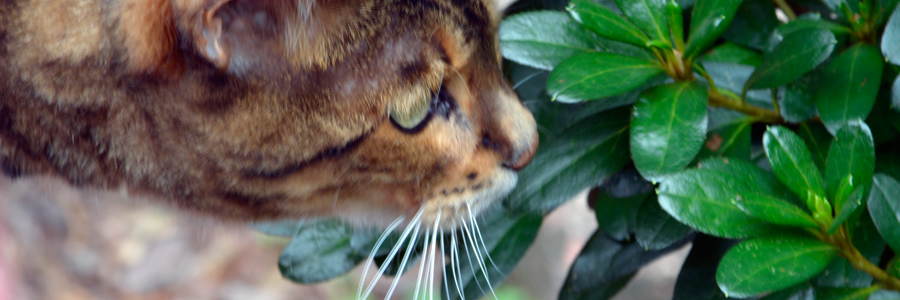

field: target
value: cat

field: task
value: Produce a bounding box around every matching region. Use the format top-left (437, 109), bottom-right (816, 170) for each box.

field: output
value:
top-left (0, 0), bottom-right (536, 297)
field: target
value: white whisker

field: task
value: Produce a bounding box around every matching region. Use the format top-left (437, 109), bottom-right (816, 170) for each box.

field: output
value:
top-left (385, 220), bottom-right (423, 300)
top-left (357, 217), bottom-right (405, 299)
top-left (467, 205), bottom-right (503, 275)
top-left (440, 229), bottom-right (450, 300)
top-left (459, 220), bottom-right (486, 295)
top-left (451, 232), bottom-right (466, 300)
top-left (361, 209), bottom-right (424, 300)
top-left (428, 209), bottom-right (442, 300)
top-left (413, 224), bottom-right (432, 300)
top-left (461, 210), bottom-right (497, 300)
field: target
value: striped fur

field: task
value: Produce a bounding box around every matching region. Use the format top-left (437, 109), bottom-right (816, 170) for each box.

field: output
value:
top-left (0, 0), bottom-right (536, 230)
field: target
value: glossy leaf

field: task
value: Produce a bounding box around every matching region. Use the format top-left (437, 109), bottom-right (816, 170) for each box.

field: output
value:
top-left (815, 287), bottom-right (877, 300)
top-left (869, 290), bottom-right (900, 299)
top-left (764, 126), bottom-right (827, 205)
top-left (499, 11), bottom-right (600, 70)
top-left (594, 190), bottom-right (650, 241)
top-left (797, 122), bottom-right (833, 173)
top-left (567, 0), bottom-right (648, 47)
top-left (757, 283), bottom-right (815, 300)
top-left (716, 235), bottom-right (838, 298)
top-left (559, 231), bottom-right (690, 300)
top-left (769, 17), bottom-right (852, 47)
top-left (702, 43), bottom-right (763, 66)
top-left (684, 0), bottom-right (742, 58)
top-left (825, 122), bottom-right (875, 209)
top-left (631, 82), bottom-right (708, 182)
top-left (893, 75), bottom-right (900, 112)
top-left (635, 194), bottom-right (693, 250)
top-left (443, 211), bottom-right (543, 300)
top-left (828, 186), bottom-right (863, 233)
top-left (278, 220), bottom-right (365, 284)
top-left (613, 0), bottom-right (670, 45)
top-left (722, 0), bottom-right (780, 51)
top-left (815, 44), bottom-right (884, 134)
top-left (658, 158), bottom-right (788, 238)
top-left (782, 70), bottom-right (820, 123)
top-left (509, 106), bottom-right (631, 214)
top-left (884, 6), bottom-right (900, 65)
top-left (867, 174), bottom-right (900, 252)
top-left (547, 52), bottom-right (663, 102)
top-left (745, 28), bottom-right (836, 90)
top-left (702, 61), bottom-right (774, 107)
top-left (694, 113), bottom-right (753, 161)
top-left (732, 193), bottom-right (818, 229)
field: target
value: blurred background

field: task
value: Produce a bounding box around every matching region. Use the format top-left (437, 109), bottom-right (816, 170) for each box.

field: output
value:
top-left (0, 175), bottom-right (688, 300)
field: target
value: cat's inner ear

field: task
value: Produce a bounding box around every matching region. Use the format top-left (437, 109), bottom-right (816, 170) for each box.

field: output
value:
top-left (195, 0), bottom-right (299, 71)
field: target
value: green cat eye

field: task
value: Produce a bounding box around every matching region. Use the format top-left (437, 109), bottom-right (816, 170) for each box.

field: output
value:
top-left (390, 91), bottom-right (433, 131)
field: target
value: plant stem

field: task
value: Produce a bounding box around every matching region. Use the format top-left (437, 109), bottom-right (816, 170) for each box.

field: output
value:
top-left (819, 227), bottom-right (900, 292)
top-left (708, 89), bottom-right (783, 123)
top-left (773, 0), bottom-right (798, 20)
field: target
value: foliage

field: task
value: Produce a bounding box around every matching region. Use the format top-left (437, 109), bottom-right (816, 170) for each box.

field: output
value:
top-left (260, 0), bottom-right (900, 299)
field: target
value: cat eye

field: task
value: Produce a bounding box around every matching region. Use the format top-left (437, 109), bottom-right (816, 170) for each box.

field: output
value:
top-left (389, 91), bottom-right (434, 132)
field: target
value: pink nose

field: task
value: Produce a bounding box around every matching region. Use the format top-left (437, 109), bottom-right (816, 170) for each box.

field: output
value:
top-left (509, 136), bottom-right (538, 171)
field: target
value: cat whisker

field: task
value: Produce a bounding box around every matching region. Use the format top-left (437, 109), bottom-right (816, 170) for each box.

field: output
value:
top-left (467, 205), bottom-right (503, 275)
top-left (384, 218), bottom-right (422, 300)
top-left (462, 205), bottom-right (497, 300)
top-left (360, 209), bottom-right (424, 300)
top-left (450, 231), bottom-right (466, 300)
top-left (357, 217), bottom-right (405, 299)
top-left (427, 209), bottom-right (441, 300)
top-left (459, 216), bottom-right (486, 296)
top-left (440, 229), bottom-right (450, 300)
top-left (413, 220), bottom-right (432, 300)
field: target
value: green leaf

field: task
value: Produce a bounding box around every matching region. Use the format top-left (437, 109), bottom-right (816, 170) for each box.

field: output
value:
top-left (702, 61), bottom-right (775, 107)
top-left (509, 106), bottom-right (631, 214)
top-left (884, 6), bottom-right (900, 65)
top-left (667, 0), bottom-right (684, 50)
top-left (635, 193), bottom-right (693, 250)
top-left (722, 0), bottom-right (780, 51)
top-left (828, 185), bottom-right (863, 233)
top-left (702, 42), bottom-right (763, 66)
top-left (567, 0), bottom-right (649, 47)
top-left (547, 52), bottom-right (663, 102)
top-left (815, 44), bottom-right (884, 134)
top-left (893, 75), bottom-right (900, 112)
top-left (278, 220), bottom-right (365, 284)
top-left (875, 0), bottom-right (900, 26)
top-left (732, 193), bottom-right (819, 228)
top-left (695, 115), bottom-right (753, 161)
top-left (715, 235), bottom-right (838, 298)
top-left (594, 190), bottom-right (650, 241)
top-left (684, 0), bottom-right (741, 58)
top-left (631, 82), bottom-right (708, 182)
top-left (499, 11), bottom-right (600, 70)
top-left (869, 290), bottom-right (900, 300)
top-left (867, 174), bottom-right (900, 252)
top-left (559, 230), bottom-right (690, 300)
top-left (443, 210), bottom-right (543, 300)
top-left (770, 17), bottom-right (853, 47)
top-left (672, 235), bottom-right (734, 300)
top-left (825, 122), bottom-right (876, 208)
top-left (822, 0), bottom-right (854, 19)
top-left (757, 283), bottom-right (815, 300)
top-left (745, 28), bottom-right (836, 90)
top-left (782, 69), bottom-right (820, 123)
top-left (797, 122), bottom-right (833, 173)
top-left (764, 126), bottom-right (828, 205)
top-left (657, 158), bottom-right (788, 238)
top-left (816, 287), bottom-right (878, 300)
top-left (613, 0), bottom-right (670, 46)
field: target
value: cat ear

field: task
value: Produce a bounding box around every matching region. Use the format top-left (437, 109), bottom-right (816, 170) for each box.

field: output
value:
top-left (196, 0), bottom-right (234, 69)
top-left (194, 0), bottom-right (307, 71)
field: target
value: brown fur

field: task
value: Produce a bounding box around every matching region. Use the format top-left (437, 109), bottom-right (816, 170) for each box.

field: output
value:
top-left (0, 0), bottom-right (537, 229)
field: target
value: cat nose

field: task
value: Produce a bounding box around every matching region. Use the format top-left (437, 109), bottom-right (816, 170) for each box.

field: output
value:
top-left (506, 135), bottom-right (538, 171)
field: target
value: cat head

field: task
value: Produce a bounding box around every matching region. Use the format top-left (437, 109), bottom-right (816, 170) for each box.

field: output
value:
top-left (2, 0), bottom-right (536, 230)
